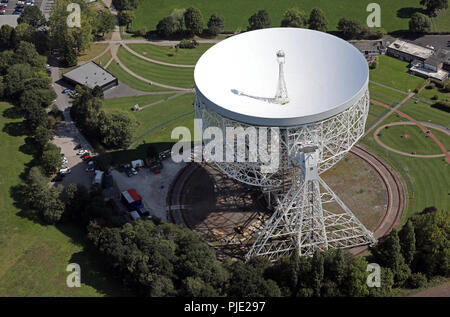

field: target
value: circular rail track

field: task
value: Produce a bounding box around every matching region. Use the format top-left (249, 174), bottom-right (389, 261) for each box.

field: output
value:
top-left (167, 145), bottom-right (406, 257)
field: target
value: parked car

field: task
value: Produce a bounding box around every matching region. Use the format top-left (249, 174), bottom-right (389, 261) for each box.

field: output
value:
top-left (130, 167), bottom-right (138, 175)
top-left (126, 169), bottom-right (134, 177)
top-left (0, 3), bottom-right (7, 7)
top-left (87, 161), bottom-right (95, 166)
top-left (82, 155), bottom-right (92, 161)
top-left (62, 88), bottom-right (70, 93)
top-left (12, 10), bottom-right (20, 14)
top-left (85, 167), bottom-right (95, 172)
top-left (120, 163), bottom-right (131, 169)
top-left (59, 167), bottom-right (71, 174)
top-left (1, 0), bottom-right (9, 3)
top-left (0, 8), bottom-right (5, 14)
top-left (77, 149), bottom-right (88, 156)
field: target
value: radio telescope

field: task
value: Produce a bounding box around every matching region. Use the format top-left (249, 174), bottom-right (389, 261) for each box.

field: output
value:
top-left (194, 28), bottom-right (376, 261)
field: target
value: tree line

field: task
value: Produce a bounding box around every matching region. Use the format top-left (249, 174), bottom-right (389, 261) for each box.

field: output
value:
top-left (70, 85), bottom-right (135, 150)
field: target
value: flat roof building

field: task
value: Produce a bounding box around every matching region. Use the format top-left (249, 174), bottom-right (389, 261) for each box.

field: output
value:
top-left (62, 61), bottom-right (118, 91)
top-left (387, 39), bottom-right (434, 61)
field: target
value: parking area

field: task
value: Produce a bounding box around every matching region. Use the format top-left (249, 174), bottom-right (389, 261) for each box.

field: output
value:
top-left (52, 122), bottom-right (95, 189)
top-left (111, 160), bottom-right (187, 221)
top-left (0, 0), bottom-right (51, 16)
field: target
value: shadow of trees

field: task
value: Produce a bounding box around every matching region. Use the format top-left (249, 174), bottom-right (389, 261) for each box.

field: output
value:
top-left (397, 7), bottom-right (425, 19)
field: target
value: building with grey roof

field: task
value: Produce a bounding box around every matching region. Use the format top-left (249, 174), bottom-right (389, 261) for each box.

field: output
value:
top-left (62, 61), bottom-right (118, 91)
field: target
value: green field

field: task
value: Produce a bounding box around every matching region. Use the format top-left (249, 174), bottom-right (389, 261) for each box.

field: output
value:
top-left (127, 43), bottom-right (215, 65)
top-left (132, 0), bottom-right (440, 33)
top-left (107, 61), bottom-right (175, 92)
top-left (0, 102), bottom-right (126, 296)
top-left (400, 99), bottom-right (450, 128)
top-left (361, 89), bottom-right (450, 217)
top-left (117, 47), bottom-right (195, 88)
top-left (103, 93), bottom-right (195, 145)
top-left (430, 7), bottom-right (450, 32)
top-left (417, 80), bottom-right (450, 102)
top-left (370, 56), bottom-right (425, 92)
top-left (94, 49), bottom-right (112, 68)
top-left (379, 125), bottom-right (450, 155)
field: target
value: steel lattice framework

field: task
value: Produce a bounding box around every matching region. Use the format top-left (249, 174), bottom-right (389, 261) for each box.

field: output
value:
top-left (194, 87), bottom-right (376, 260)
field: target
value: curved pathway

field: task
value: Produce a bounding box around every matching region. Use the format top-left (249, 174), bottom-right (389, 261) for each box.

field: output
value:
top-left (371, 99), bottom-right (450, 163)
top-left (121, 42), bottom-right (195, 68)
top-left (374, 121), bottom-right (450, 158)
top-left (111, 43), bottom-right (194, 92)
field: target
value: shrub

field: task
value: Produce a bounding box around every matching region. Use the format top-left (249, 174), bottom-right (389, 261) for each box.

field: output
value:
top-left (408, 273), bottom-right (428, 289)
top-left (178, 39), bottom-right (198, 49)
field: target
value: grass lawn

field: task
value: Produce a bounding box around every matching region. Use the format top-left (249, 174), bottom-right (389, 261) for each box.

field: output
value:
top-left (370, 56), bottom-right (425, 92)
top-left (378, 125), bottom-right (450, 155)
top-left (94, 49), bottom-right (112, 68)
top-left (417, 80), bottom-right (450, 102)
top-left (106, 61), bottom-right (175, 92)
top-left (77, 43), bottom-right (109, 63)
top-left (127, 43), bottom-right (216, 65)
top-left (369, 82), bottom-right (408, 106)
top-left (0, 102), bottom-right (127, 296)
top-left (361, 93), bottom-right (450, 219)
top-left (132, 0), bottom-right (435, 33)
top-left (102, 93), bottom-right (195, 164)
top-left (430, 8), bottom-right (450, 33)
top-left (103, 93), bottom-right (195, 145)
top-left (117, 46), bottom-right (194, 88)
top-left (399, 99), bottom-right (450, 128)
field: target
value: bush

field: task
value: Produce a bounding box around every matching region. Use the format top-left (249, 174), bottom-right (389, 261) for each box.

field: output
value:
top-left (178, 39), bottom-right (198, 49)
top-left (408, 273), bottom-right (428, 289)
top-left (431, 95), bottom-right (439, 100)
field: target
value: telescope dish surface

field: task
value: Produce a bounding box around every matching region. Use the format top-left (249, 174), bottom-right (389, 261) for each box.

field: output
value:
top-left (194, 28), bottom-right (369, 127)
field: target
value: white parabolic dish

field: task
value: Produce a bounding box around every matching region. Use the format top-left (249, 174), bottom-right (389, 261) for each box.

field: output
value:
top-left (194, 28), bottom-right (369, 127)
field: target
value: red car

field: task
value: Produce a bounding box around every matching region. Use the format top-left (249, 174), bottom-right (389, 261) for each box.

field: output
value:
top-left (82, 155), bottom-right (92, 161)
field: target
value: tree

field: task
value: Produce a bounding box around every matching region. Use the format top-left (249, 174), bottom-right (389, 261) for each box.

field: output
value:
top-left (411, 209), bottom-right (449, 277)
top-left (170, 8), bottom-right (186, 33)
top-left (4, 63), bottom-right (33, 98)
top-left (420, 0), bottom-right (448, 16)
top-left (345, 257), bottom-right (370, 297)
top-left (399, 220), bottom-right (416, 266)
top-left (311, 251), bottom-right (324, 297)
top-left (247, 9), bottom-right (271, 31)
top-left (370, 229), bottom-right (411, 287)
top-left (207, 13), bottom-right (224, 36)
top-left (337, 18), bottom-right (363, 39)
top-left (309, 8), bottom-right (328, 32)
top-left (11, 23), bottom-right (35, 47)
top-left (18, 5), bottom-right (47, 29)
top-left (409, 13), bottom-right (432, 33)
top-left (156, 16), bottom-right (176, 37)
top-left (94, 10), bottom-right (115, 38)
top-left (34, 125), bottom-right (53, 152)
top-left (40, 142), bottom-right (62, 175)
top-left (14, 41), bottom-right (46, 68)
top-left (0, 25), bottom-right (14, 50)
top-left (265, 251), bottom-right (300, 296)
top-left (92, 85), bottom-right (104, 99)
top-left (118, 10), bottom-right (135, 30)
top-left (25, 167), bottom-right (64, 224)
top-left (23, 102), bottom-right (49, 132)
top-left (98, 111), bottom-right (135, 148)
top-left (280, 8), bottom-right (308, 28)
top-left (184, 7), bottom-right (204, 35)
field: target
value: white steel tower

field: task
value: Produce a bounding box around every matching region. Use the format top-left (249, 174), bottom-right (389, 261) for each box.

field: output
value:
top-left (274, 50), bottom-right (289, 105)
